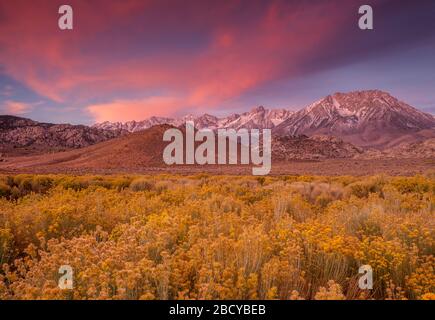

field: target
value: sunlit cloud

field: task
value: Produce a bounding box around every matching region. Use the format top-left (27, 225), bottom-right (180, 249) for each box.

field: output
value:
top-left (0, 100), bottom-right (39, 115)
top-left (87, 96), bottom-right (184, 122)
top-left (0, 0), bottom-right (435, 123)
top-left (0, 0), bottom-right (355, 119)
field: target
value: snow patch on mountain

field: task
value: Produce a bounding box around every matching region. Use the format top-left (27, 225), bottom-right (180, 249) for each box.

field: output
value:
top-left (93, 106), bottom-right (294, 132)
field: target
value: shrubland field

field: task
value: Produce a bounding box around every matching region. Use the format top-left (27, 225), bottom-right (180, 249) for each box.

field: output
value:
top-left (0, 174), bottom-right (434, 300)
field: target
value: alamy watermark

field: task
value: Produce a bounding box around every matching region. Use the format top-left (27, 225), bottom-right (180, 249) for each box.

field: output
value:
top-left (58, 265), bottom-right (73, 290)
top-left (58, 263), bottom-right (374, 291)
top-left (57, 4), bottom-right (374, 31)
top-left (358, 5), bottom-right (373, 30)
top-left (358, 265), bottom-right (373, 290)
top-left (163, 121), bottom-right (272, 175)
top-left (58, 5), bottom-right (73, 30)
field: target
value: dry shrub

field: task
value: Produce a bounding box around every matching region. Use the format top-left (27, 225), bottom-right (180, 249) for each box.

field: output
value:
top-left (0, 174), bottom-right (433, 300)
top-left (346, 176), bottom-right (386, 198)
top-left (130, 178), bottom-right (154, 192)
top-left (0, 182), bottom-right (11, 198)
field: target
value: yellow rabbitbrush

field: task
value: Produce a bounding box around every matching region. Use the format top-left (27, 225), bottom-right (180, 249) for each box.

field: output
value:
top-left (0, 174), bottom-right (433, 300)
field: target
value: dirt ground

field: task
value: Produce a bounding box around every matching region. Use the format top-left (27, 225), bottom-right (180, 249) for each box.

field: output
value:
top-left (1, 158), bottom-right (433, 176)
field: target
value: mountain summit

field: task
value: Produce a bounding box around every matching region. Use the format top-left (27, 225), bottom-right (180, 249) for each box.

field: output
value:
top-left (273, 90), bottom-right (435, 148)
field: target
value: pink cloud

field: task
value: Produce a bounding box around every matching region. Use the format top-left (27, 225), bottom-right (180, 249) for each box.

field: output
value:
top-left (0, 0), bottom-right (150, 101)
top-left (1, 100), bottom-right (36, 115)
top-left (87, 96), bottom-right (183, 122)
top-left (0, 0), bottom-right (361, 121)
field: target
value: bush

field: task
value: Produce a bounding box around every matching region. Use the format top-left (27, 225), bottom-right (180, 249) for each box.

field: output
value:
top-left (346, 176), bottom-right (386, 198)
top-left (130, 178), bottom-right (154, 191)
top-left (0, 182), bottom-right (11, 198)
top-left (31, 176), bottom-right (53, 193)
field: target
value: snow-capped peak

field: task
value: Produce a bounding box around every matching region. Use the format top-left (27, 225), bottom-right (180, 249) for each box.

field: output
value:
top-left (273, 90), bottom-right (435, 148)
top-left (93, 107), bottom-right (294, 132)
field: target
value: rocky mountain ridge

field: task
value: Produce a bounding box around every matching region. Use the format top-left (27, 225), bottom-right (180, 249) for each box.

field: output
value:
top-left (0, 115), bottom-right (125, 156)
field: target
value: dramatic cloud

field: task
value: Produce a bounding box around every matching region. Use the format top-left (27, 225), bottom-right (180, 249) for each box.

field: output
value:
top-left (87, 97), bottom-right (183, 122)
top-left (0, 100), bottom-right (36, 115)
top-left (0, 0), bottom-right (434, 123)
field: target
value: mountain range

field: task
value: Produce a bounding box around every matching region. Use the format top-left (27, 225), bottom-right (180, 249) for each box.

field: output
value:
top-left (94, 90), bottom-right (435, 149)
top-left (1, 90), bottom-right (434, 163)
top-left (93, 106), bottom-right (293, 132)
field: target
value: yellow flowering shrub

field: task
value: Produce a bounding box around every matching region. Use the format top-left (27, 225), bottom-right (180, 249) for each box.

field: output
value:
top-left (0, 174), bottom-right (433, 300)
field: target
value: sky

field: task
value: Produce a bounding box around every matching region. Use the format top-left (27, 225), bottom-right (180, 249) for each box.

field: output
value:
top-left (0, 0), bottom-right (434, 125)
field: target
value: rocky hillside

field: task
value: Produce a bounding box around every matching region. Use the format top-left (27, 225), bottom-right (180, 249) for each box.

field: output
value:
top-left (359, 138), bottom-right (435, 159)
top-left (0, 125), bottom-right (182, 171)
top-left (272, 135), bottom-right (363, 161)
top-left (0, 124), bottom-right (366, 173)
top-left (0, 115), bottom-right (125, 156)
